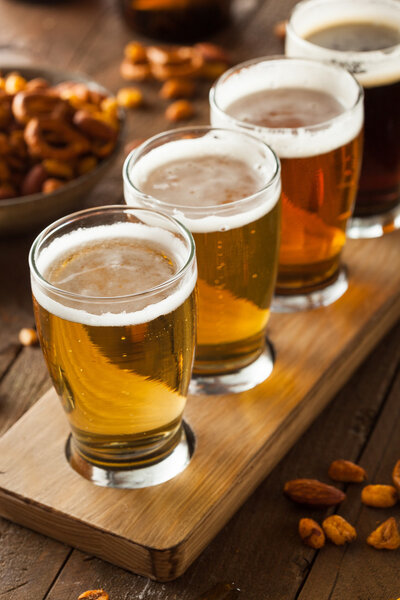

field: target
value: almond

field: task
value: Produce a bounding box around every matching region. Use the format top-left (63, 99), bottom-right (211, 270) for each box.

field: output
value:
top-left (361, 484), bottom-right (398, 508)
top-left (322, 515), bottom-right (356, 545)
top-left (283, 479), bottom-right (345, 506)
top-left (328, 459), bottom-right (367, 483)
top-left (298, 518), bottom-right (325, 548)
top-left (367, 517), bottom-right (400, 550)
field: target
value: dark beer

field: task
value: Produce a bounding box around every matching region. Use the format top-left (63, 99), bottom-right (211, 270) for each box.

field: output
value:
top-left (286, 0), bottom-right (400, 227)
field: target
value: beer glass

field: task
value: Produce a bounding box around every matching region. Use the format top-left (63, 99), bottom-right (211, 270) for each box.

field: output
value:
top-left (123, 127), bottom-right (281, 394)
top-left (285, 0), bottom-right (400, 238)
top-left (210, 56), bottom-right (363, 312)
top-left (29, 205), bottom-right (197, 488)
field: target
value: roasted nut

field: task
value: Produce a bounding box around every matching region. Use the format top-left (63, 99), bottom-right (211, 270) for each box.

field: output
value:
top-left (5, 72), bottom-right (27, 94)
top-left (361, 484), bottom-right (398, 508)
top-left (21, 163), bottom-right (47, 195)
top-left (78, 591), bottom-right (109, 600)
top-left (283, 479), bottom-right (346, 506)
top-left (148, 46), bottom-right (203, 80)
top-left (322, 515), bottom-right (356, 545)
top-left (18, 327), bottom-right (38, 346)
top-left (194, 42), bottom-right (231, 64)
top-left (73, 110), bottom-right (117, 142)
top-left (120, 58), bottom-right (152, 81)
top-left (392, 460), bottom-right (400, 496)
top-left (367, 517), bottom-right (400, 550)
top-left (165, 99), bottom-right (195, 122)
top-left (42, 158), bottom-right (74, 180)
top-left (298, 518), bottom-right (325, 549)
top-left (274, 20), bottom-right (288, 40)
top-left (116, 87), bottom-right (143, 109)
top-left (100, 97), bottom-right (119, 120)
top-left (328, 459), bottom-right (367, 483)
top-left (124, 41), bottom-right (148, 63)
top-left (159, 78), bottom-right (195, 100)
top-left (42, 178), bottom-right (64, 194)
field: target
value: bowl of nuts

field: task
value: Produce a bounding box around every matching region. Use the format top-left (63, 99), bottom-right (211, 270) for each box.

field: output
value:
top-left (0, 65), bottom-right (124, 235)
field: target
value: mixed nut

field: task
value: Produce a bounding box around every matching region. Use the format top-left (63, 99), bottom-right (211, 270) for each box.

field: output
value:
top-left (285, 458), bottom-right (400, 551)
top-left (0, 72), bottom-right (121, 200)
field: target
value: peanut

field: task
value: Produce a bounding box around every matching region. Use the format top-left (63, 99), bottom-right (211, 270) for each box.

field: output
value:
top-left (165, 99), bottom-right (195, 122)
top-left (18, 328), bottom-right (38, 346)
top-left (298, 518), bottom-right (325, 549)
top-left (361, 484), bottom-right (398, 508)
top-left (322, 515), bottom-right (356, 545)
top-left (116, 87), bottom-right (143, 109)
top-left (367, 517), bottom-right (400, 550)
top-left (328, 459), bottom-right (367, 483)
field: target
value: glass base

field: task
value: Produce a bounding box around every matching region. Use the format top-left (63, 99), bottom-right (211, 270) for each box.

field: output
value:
top-left (189, 340), bottom-right (275, 395)
top-left (272, 266), bottom-right (348, 313)
top-left (65, 422), bottom-right (195, 489)
top-left (347, 204), bottom-right (400, 239)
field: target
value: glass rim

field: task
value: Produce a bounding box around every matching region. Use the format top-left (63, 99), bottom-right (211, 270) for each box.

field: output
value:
top-left (123, 125), bottom-right (281, 214)
top-left (29, 204), bottom-right (196, 303)
top-left (210, 55), bottom-right (364, 134)
top-left (287, 0), bottom-right (400, 58)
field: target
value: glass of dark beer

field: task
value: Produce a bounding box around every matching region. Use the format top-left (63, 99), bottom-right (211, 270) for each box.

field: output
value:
top-left (124, 127), bottom-right (281, 394)
top-left (210, 57), bottom-right (363, 312)
top-left (286, 0), bottom-right (400, 238)
top-left (29, 206), bottom-right (197, 488)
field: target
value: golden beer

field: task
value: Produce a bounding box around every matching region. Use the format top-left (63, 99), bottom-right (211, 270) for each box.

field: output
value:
top-left (124, 128), bottom-right (281, 393)
top-left (210, 57), bottom-right (363, 310)
top-left (30, 207), bottom-right (197, 488)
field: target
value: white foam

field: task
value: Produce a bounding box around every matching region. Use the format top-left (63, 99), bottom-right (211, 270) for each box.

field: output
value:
top-left (286, 0), bottom-right (400, 87)
top-left (32, 222), bottom-right (196, 327)
top-left (124, 133), bottom-right (281, 233)
top-left (210, 59), bottom-right (363, 158)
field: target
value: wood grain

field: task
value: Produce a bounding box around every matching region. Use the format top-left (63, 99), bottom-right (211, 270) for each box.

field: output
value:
top-left (0, 229), bottom-right (399, 581)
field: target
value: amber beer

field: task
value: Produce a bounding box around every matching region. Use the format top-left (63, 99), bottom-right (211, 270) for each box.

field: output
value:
top-left (29, 206), bottom-right (197, 488)
top-left (285, 0), bottom-right (400, 236)
top-left (124, 128), bottom-right (281, 393)
top-left (210, 57), bottom-right (363, 309)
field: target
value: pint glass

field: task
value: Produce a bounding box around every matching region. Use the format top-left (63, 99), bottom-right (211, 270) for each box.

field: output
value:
top-left (29, 206), bottom-right (197, 488)
top-left (124, 127), bottom-right (281, 394)
top-left (210, 57), bottom-right (363, 311)
top-left (285, 0), bottom-right (400, 238)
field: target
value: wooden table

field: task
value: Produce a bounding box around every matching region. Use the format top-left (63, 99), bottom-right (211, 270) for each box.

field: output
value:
top-left (1, 1), bottom-right (400, 598)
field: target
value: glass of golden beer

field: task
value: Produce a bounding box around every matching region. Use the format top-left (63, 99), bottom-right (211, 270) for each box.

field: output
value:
top-left (123, 127), bottom-right (281, 394)
top-left (29, 205), bottom-right (197, 488)
top-left (210, 56), bottom-right (363, 312)
top-left (285, 0), bottom-right (400, 238)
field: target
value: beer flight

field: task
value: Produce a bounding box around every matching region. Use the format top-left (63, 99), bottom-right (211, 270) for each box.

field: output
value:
top-left (28, 0), bottom-right (400, 489)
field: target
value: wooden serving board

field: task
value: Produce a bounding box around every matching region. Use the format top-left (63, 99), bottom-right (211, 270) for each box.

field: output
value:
top-left (0, 232), bottom-right (399, 582)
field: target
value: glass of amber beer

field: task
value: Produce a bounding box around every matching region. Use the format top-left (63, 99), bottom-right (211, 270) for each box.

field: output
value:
top-left (286, 0), bottom-right (400, 238)
top-left (29, 206), bottom-right (197, 488)
top-left (123, 127), bottom-right (281, 394)
top-left (210, 56), bottom-right (363, 311)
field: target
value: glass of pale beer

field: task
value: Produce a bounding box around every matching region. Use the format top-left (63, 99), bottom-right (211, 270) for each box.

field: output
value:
top-left (210, 56), bottom-right (363, 312)
top-left (29, 205), bottom-right (197, 488)
top-left (285, 0), bottom-right (400, 238)
top-left (123, 127), bottom-right (281, 395)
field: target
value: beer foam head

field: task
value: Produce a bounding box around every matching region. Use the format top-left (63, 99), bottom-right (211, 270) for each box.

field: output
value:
top-left (210, 57), bottom-right (363, 158)
top-left (31, 222), bottom-right (196, 327)
top-left (286, 0), bottom-right (400, 87)
top-left (123, 130), bottom-right (281, 233)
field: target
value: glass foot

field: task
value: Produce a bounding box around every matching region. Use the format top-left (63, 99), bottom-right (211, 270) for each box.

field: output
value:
top-left (189, 340), bottom-right (275, 395)
top-left (65, 421), bottom-right (195, 489)
top-left (272, 266), bottom-right (348, 313)
top-left (347, 204), bottom-right (400, 239)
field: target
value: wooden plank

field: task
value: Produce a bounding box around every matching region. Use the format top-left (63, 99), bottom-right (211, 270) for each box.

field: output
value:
top-left (0, 229), bottom-right (399, 581)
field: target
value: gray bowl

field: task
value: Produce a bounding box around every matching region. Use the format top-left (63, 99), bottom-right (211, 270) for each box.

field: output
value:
top-left (0, 65), bottom-right (125, 235)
